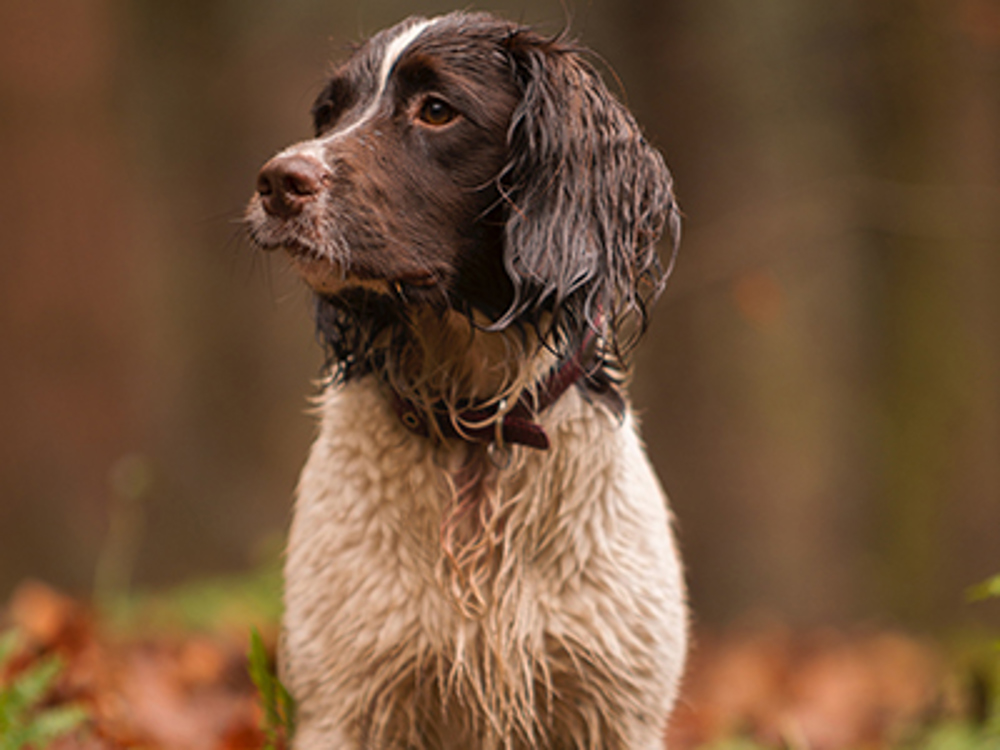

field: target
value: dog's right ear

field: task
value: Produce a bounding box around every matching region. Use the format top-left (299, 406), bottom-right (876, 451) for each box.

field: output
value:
top-left (496, 29), bottom-right (680, 353)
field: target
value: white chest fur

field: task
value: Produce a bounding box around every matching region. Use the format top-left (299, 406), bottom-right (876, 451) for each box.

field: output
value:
top-left (282, 377), bottom-right (687, 749)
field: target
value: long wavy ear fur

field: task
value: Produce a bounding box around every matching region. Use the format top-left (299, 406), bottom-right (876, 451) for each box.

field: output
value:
top-left (497, 29), bottom-right (681, 360)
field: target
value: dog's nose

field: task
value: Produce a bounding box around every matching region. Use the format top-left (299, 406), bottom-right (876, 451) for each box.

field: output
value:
top-left (256, 154), bottom-right (327, 219)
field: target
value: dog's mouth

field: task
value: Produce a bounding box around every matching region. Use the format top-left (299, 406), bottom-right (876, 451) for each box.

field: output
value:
top-left (245, 228), bottom-right (351, 294)
top-left (246, 202), bottom-right (441, 296)
top-left (275, 241), bottom-right (439, 297)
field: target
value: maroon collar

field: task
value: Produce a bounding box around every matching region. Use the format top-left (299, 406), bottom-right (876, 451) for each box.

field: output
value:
top-left (390, 331), bottom-right (597, 451)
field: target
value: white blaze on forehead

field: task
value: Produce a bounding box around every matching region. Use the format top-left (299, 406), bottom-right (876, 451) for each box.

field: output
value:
top-left (277, 18), bottom-right (435, 162)
top-left (342, 18), bottom-right (435, 135)
top-left (377, 19), bottom-right (434, 95)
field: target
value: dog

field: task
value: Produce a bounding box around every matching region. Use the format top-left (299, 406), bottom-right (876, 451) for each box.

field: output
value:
top-left (246, 12), bottom-right (687, 749)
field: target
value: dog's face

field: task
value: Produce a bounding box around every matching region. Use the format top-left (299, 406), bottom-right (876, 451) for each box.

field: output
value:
top-left (246, 11), bottom-right (679, 367)
top-left (247, 15), bottom-right (521, 314)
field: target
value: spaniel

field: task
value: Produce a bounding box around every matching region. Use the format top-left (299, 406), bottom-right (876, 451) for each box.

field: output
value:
top-left (246, 12), bottom-right (687, 749)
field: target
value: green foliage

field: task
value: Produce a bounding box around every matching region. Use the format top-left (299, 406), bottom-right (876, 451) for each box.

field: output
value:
top-left (967, 574), bottom-right (1000, 604)
top-left (248, 628), bottom-right (296, 750)
top-left (926, 573), bottom-right (1000, 748)
top-left (903, 722), bottom-right (1000, 750)
top-left (0, 630), bottom-right (88, 750)
top-left (105, 555), bottom-right (283, 633)
top-left (700, 739), bottom-right (771, 750)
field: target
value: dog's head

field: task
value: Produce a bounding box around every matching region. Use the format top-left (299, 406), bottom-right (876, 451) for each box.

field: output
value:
top-left (246, 11), bottom-right (679, 382)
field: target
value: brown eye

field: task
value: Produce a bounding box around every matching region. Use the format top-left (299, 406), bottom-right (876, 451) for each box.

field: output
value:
top-left (418, 97), bottom-right (457, 126)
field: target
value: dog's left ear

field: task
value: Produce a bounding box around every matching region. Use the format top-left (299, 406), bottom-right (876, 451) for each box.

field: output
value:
top-left (498, 31), bottom-right (680, 349)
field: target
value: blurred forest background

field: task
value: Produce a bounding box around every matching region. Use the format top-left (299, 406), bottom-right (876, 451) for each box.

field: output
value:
top-left (1, 0), bottom-right (998, 633)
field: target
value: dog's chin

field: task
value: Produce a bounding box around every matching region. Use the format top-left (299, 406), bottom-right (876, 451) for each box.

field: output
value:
top-left (283, 249), bottom-right (392, 296)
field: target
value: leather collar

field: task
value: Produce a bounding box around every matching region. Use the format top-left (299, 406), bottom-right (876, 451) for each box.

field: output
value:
top-left (389, 330), bottom-right (600, 451)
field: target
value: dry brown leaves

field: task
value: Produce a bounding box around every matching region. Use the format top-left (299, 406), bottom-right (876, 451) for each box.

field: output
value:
top-left (2, 582), bottom-right (954, 750)
top-left (3, 581), bottom-right (264, 750)
top-left (669, 623), bottom-right (947, 750)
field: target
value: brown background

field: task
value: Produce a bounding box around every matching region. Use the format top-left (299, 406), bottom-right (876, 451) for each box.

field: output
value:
top-left (1, 0), bottom-right (998, 629)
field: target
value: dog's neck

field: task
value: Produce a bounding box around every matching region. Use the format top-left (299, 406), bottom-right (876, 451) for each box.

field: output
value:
top-left (314, 290), bottom-right (624, 449)
top-left (390, 321), bottom-right (602, 450)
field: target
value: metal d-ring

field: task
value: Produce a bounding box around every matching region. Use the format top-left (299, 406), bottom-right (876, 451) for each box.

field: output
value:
top-left (488, 438), bottom-right (512, 470)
